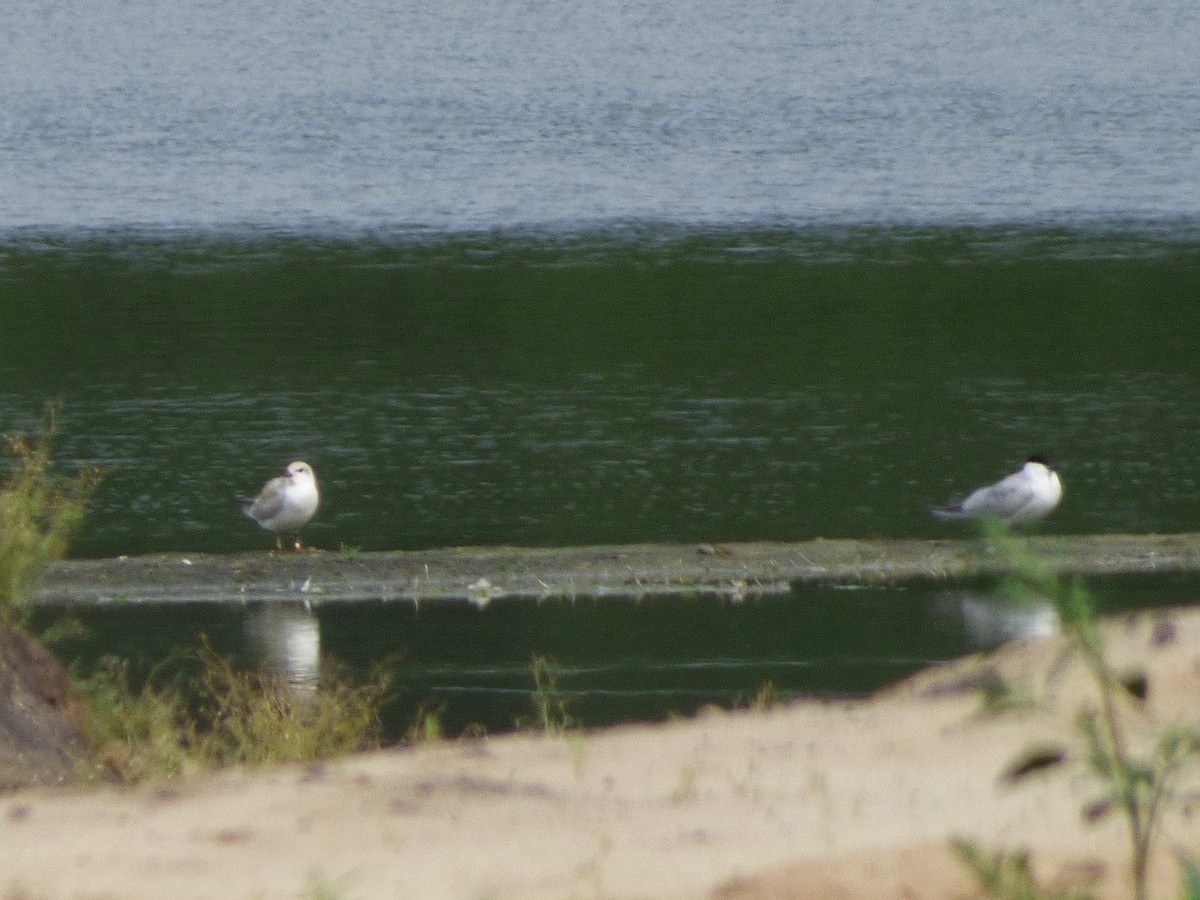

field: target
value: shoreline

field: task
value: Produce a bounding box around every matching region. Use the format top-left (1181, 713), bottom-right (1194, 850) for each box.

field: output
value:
top-left (2, 602), bottom-right (1198, 898)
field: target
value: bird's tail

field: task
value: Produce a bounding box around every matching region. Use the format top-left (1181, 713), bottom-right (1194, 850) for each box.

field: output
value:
top-left (929, 504), bottom-right (967, 521)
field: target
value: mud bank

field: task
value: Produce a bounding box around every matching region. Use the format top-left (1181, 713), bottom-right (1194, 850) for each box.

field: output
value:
top-left (35, 533), bottom-right (1200, 606)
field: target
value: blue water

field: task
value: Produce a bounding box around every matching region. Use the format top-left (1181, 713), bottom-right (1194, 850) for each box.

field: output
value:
top-left (3, 0), bottom-right (1198, 233)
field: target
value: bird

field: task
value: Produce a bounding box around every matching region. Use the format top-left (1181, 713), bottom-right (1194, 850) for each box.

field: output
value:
top-left (931, 455), bottom-right (1062, 527)
top-left (239, 461), bottom-right (320, 552)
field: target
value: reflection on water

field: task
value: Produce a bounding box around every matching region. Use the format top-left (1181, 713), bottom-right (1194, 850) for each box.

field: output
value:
top-left (934, 590), bottom-right (1060, 650)
top-left (242, 603), bottom-right (321, 695)
top-left (29, 571), bottom-right (1200, 738)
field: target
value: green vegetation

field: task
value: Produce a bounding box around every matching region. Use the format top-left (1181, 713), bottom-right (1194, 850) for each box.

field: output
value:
top-left (77, 642), bottom-right (393, 783)
top-left (405, 702), bottom-right (446, 743)
top-left (526, 654), bottom-right (578, 735)
top-left (740, 679), bottom-right (782, 712)
top-left (77, 647), bottom-right (592, 785)
top-left (0, 408), bottom-right (101, 622)
top-left (952, 840), bottom-right (1093, 900)
top-left (955, 522), bottom-right (1200, 900)
top-left (1182, 861), bottom-right (1200, 900)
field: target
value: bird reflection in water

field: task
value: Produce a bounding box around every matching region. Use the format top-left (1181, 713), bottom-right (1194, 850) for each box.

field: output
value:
top-left (935, 589), bottom-right (1060, 650)
top-left (242, 602), bottom-right (321, 697)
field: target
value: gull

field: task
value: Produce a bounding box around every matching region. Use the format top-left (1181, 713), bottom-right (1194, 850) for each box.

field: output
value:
top-left (931, 456), bottom-right (1062, 527)
top-left (239, 461), bottom-right (320, 551)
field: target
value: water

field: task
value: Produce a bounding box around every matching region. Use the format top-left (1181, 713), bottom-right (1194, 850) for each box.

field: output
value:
top-left (2, 0), bottom-right (1198, 230)
top-left (3, 0), bottom-right (1200, 732)
top-left (3, 233), bottom-right (1198, 556)
top-left (30, 572), bottom-right (1200, 738)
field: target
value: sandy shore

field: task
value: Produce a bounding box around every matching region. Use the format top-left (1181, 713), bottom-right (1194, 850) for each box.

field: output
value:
top-left (3, 605), bottom-right (1199, 899)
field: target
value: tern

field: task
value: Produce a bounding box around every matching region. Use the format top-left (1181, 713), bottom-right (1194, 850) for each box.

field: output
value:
top-left (931, 456), bottom-right (1062, 527)
top-left (240, 461), bottom-right (320, 551)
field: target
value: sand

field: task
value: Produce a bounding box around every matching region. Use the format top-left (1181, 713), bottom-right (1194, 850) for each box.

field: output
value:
top-left (2, 605), bottom-right (1199, 899)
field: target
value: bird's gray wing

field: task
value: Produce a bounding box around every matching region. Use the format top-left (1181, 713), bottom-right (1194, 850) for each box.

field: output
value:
top-left (246, 476), bottom-right (287, 522)
top-left (961, 473), bottom-right (1034, 519)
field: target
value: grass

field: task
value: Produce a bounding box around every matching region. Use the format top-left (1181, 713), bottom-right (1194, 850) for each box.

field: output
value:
top-left (952, 839), bottom-right (1094, 900)
top-left (405, 702), bottom-right (447, 743)
top-left (526, 653), bottom-right (578, 735)
top-left (0, 407), bottom-right (101, 622)
top-left (76, 640), bottom-right (394, 783)
top-left (954, 521), bottom-right (1200, 900)
top-left (77, 646), bottom-right (595, 785)
top-left (738, 678), bottom-right (783, 711)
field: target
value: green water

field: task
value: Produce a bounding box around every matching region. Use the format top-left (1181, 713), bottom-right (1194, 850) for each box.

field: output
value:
top-left (5, 226), bottom-right (1200, 732)
top-left (2, 228), bottom-right (1198, 556)
top-left (30, 571), bottom-right (1200, 737)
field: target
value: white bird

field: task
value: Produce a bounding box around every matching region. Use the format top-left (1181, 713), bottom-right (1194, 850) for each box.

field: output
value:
top-left (240, 461), bottom-right (320, 552)
top-left (931, 456), bottom-right (1062, 527)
